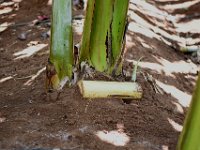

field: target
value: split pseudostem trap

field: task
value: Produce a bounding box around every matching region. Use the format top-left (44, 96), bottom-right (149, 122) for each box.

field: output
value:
top-left (46, 0), bottom-right (142, 99)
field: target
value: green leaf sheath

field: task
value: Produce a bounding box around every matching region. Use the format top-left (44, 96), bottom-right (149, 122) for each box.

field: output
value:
top-left (112, 0), bottom-right (129, 64)
top-left (50, 0), bottom-right (74, 80)
top-left (177, 74), bottom-right (200, 150)
top-left (79, 0), bottom-right (95, 62)
top-left (90, 0), bottom-right (114, 72)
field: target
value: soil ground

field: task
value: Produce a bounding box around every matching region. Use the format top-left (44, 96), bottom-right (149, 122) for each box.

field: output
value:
top-left (0, 0), bottom-right (200, 150)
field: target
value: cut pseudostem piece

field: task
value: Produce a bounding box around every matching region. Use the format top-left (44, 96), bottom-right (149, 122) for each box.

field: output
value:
top-left (78, 80), bottom-right (142, 99)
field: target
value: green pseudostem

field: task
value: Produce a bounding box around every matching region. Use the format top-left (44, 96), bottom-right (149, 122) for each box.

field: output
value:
top-left (47, 0), bottom-right (74, 90)
top-left (79, 0), bottom-right (129, 75)
top-left (177, 74), bottom-right (200, 150)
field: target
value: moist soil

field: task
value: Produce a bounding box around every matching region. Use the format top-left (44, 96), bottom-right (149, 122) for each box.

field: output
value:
top-left (0, 0), bottom-right (199, 150)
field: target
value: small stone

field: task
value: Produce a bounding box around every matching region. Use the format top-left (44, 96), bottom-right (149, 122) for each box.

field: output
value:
top-left (0, 48), bottom-right (4, 52)
top-left (46, 22), bottom-right (51, 27)
top-left (0, 117), bottom-right (6, 123)
top-left (106, 117), bottom-right (114, 124)
top-left (32, 19), bottom-right (40, 26)
top-left (18, 32), bottom-right (27, 40)
top-left (79, 126), bottom-right (88, 133)
top-left (28, 99), bottom-right (33, 104)
top-left (47, 30), bottom-right (51, 36)
top-left (53, 148), bottom-right (60, 150)
top-left (41, 30), bottom-right (50, 39)
top-left (148, 115), bottom-right (154, 121)
top-left (41, 32), bottom-right (49, 39)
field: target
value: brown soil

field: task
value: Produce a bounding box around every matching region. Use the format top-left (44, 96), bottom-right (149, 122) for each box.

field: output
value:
top-left (0, 0), bottom-right (199, 150)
